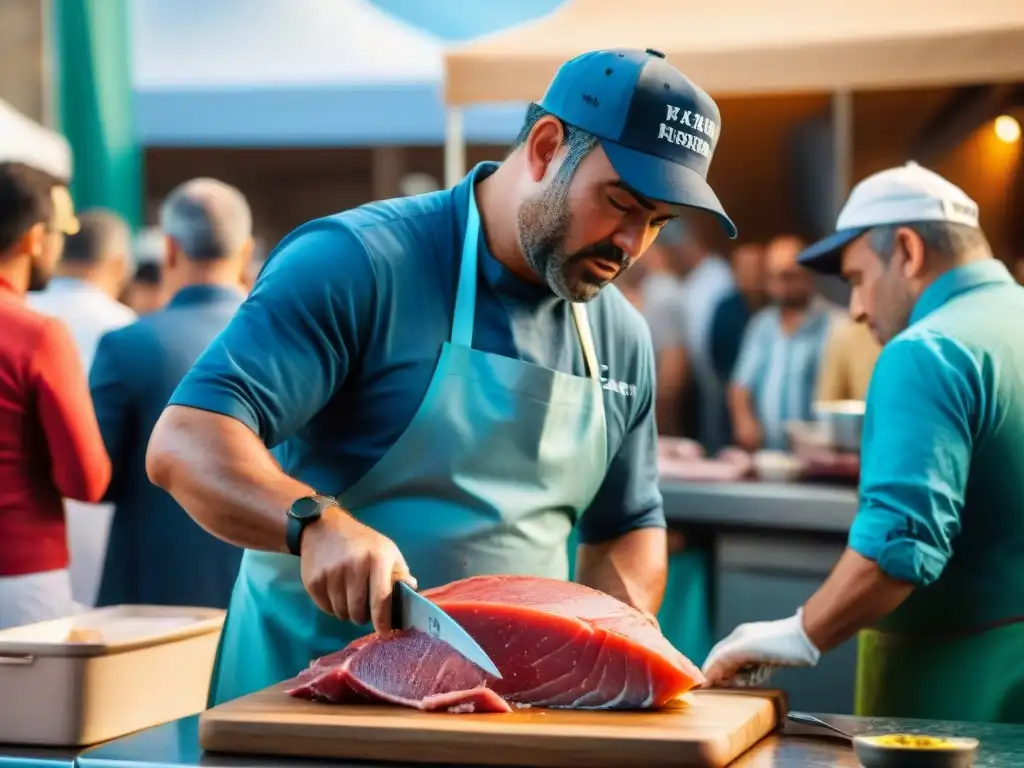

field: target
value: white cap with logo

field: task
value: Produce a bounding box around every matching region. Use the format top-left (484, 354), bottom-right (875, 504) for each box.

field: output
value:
top-left (798, 161), bottom-right (980, 273)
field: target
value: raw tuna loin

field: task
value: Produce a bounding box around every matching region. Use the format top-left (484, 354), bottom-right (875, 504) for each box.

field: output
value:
top-left (287, 575), bottom-right (704, 713)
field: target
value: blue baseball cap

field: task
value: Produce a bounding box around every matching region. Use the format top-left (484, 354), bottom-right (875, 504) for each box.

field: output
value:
top-left (539, 48), bottom-right (736, 239)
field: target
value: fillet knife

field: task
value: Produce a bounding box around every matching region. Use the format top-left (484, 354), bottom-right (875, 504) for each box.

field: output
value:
top-left (390, 580), bottom-right (502, 679)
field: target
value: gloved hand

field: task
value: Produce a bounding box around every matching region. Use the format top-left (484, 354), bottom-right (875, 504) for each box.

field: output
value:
top-left (701, 608), bottom-right (821, 687)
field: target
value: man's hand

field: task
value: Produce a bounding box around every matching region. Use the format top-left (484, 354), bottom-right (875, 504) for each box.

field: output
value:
top-left (300, 507), bottom-right (417, 633)
top-left (733, 414), bottom-right (762, 452)
top-left (701, 609), bottom-right (820, 687)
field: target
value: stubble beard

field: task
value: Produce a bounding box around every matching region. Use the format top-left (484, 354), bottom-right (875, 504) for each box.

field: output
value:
top-left (516, 181), bottom-right (628, 303)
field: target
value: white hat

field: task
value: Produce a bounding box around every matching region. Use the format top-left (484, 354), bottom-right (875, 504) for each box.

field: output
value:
top-left (0, 99), bottom-right (73, 180)
top-left (798, 161), bottom-right (979, 273)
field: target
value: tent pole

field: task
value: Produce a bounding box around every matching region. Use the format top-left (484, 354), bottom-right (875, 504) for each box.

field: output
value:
top-left (445, 107), bottom-right (466, 188)
top-left (831, 90), bottom-right (853, 217)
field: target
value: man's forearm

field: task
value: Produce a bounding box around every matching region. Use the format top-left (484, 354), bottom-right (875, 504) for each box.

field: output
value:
top-left (147, 405), bottom-right (317, 553)
top-left (727, 385), bottom-right (755, 425)
top-left (576, 527), bottom-right (668, 615)
top-left (655, 392), bottom-right (682, 437)
top-left (655, 346), bottom-right (688, 436)
top-left (801, 548), bottom-right (916, 653)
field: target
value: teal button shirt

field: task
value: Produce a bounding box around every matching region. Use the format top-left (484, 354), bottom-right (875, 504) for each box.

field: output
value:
top-left (168, 163), bottom-right (664, 545)
top-left (849, 259), bottom-right (1024, 633)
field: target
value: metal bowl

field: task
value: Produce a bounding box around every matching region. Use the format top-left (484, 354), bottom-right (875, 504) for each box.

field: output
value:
top-left (853, 734), bottom-right (979, 768)
top-left (752, 450), bottom-right (804, 483)
top-left (813, 399), bottom-right (866, 453)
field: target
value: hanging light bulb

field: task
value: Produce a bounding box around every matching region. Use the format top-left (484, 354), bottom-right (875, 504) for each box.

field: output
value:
top-left (994, 115), bottom-right (1021, 144)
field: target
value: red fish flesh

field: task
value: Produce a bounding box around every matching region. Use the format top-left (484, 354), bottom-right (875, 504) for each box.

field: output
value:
top-left (288, 575), bottom-right (704, 713)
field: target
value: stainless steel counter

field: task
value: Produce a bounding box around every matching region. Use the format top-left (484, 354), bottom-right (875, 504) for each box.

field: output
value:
top-left (661, 480), bottom-right (858, 534)
top-left (659, 480), bottom-right (860, 715)
top-left (71, 713), bottom-right (1024, 767)
top-left (0, 744), bottom-right (79, 768)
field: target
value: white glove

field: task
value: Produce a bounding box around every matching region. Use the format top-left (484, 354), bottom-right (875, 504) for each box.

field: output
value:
top-left (701, 608), bottom-right (821, 687)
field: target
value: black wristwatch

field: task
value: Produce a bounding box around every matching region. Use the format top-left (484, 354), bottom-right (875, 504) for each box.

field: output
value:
top-left (286, 493), bottom-right (338, 556)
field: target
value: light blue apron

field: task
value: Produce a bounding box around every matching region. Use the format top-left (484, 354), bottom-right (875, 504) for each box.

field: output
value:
top-left (208, 180), bottom-right (609, 706)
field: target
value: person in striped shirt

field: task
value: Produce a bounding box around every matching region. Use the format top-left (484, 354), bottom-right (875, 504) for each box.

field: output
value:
top-left (727, 235), bottom-right (839, 451)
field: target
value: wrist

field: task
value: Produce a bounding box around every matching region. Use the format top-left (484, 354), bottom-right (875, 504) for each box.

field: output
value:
top-left (793, 607), bottom-right (822, 664)
top-left (300, 502), bottom-right (347, 553)
top-left (286, 493), bottom-right (342, 556)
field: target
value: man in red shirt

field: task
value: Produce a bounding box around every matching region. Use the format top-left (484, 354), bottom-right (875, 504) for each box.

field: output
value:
top-left (0, 162), bottom-right (111, 629)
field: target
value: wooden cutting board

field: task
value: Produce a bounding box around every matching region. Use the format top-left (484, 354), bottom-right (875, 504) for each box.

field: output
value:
top-left (199, 682), bottom-right (787, 767)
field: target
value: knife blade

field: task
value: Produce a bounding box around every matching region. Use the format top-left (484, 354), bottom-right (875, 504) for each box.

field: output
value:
top-left (389, 580), bottom-right (502, 679)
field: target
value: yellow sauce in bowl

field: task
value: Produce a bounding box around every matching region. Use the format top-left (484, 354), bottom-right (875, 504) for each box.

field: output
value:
top-left (858, 734), bottom-right (977, 751)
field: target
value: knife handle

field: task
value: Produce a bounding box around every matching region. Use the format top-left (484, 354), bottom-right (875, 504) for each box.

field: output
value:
top-left (388, 580), bottom-right (404, 634)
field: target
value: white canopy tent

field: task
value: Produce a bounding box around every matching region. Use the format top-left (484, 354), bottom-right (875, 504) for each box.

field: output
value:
top-left (441, 0), bottom-right (1024, 190)
top-left (132, 0), bottom-right (528, 146)
top-left (0, 98), bottom-right (72, 179)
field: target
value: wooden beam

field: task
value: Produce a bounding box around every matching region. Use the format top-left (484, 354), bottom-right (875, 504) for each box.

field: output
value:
top-left (831, 90), bottom-right (853, 219)
top-left (0, 0), bottom-right (45, 122)
top-left (371, 147), bottom-right (405, 202)
top-left (1008, 144), bottom-right (1024, 260)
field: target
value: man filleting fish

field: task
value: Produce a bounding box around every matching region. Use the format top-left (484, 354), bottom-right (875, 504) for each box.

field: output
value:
top-left (145, 47), bottom-right (736, 708)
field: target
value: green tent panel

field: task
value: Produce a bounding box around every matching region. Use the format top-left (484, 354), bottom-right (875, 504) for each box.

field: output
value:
top-left (53, 0), bottom-right (141, 229)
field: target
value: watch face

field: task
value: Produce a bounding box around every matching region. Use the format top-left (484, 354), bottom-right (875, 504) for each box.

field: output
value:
top-left (289, 496), bottom-right (322, 520)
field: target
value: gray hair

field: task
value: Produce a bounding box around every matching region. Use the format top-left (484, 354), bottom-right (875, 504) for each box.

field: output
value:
top-left (62, 208), bottom-right (130, 264)
top-left (509, 102), bottom-right (599, 186)
top-left (867, 221), bottom-right (989, 264)
top-left (159, 177), bottom-right (252, 261)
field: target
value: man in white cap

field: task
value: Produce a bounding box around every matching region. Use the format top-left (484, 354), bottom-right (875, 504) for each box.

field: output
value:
top-left (703, 162), bottom-right (1024, 723)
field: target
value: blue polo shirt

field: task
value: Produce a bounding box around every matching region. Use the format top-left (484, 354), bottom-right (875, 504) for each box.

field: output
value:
top-left (849, 259), bottom-right (1024, 633)
top-left (169, 163), bottom-right (663, 545)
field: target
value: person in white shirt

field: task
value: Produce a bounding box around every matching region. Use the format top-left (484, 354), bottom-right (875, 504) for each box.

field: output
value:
top-left (28, 209), bottom-right (136, 607)
top-left (646, 220), bottom-right (734, 449)
top-left (639, 243), bottom-right (691, 438)
top-left (30, 209), bottom-right (136, 369)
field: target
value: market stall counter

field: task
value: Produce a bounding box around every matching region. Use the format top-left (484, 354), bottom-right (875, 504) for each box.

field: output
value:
top-left (74, 712), bottom-right (1024, 767)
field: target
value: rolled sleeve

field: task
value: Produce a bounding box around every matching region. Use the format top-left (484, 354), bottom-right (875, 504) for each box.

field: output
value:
top-left (731, 311), bottom-right (769, 390)
top-left (848, 333), bottom-right (978, 586)
top-left (578, 333), bottom-right (665, 544)
top-left (168, 219), bottom-right (378, 448)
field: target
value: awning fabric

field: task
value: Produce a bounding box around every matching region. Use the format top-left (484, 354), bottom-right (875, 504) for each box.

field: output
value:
top-left (132, 0), bottom-right (537, 146)
top-left (443, 0), bottom-right (1024, 105)
top-left (56, 0), bottom-right (141, 228)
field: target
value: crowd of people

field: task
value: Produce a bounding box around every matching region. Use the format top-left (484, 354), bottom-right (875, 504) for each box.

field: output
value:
top-left (623, 221), bottom-right (884, 455)
top-left (0, 162), bottom-right (255, 627)
top-left (0, 158), bottom-right (1021, 635)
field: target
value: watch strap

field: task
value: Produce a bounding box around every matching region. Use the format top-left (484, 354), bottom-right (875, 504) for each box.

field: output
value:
top-left (285, 494), bottom-right (336, 556)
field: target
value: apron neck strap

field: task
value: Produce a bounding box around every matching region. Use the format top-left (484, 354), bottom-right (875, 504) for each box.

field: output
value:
top-left (452, 182), bottom-right (601, 381)
top-left (451, 187), bottom-right (481, 348)
top-left (571, 303), bottom-right (600, 381)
